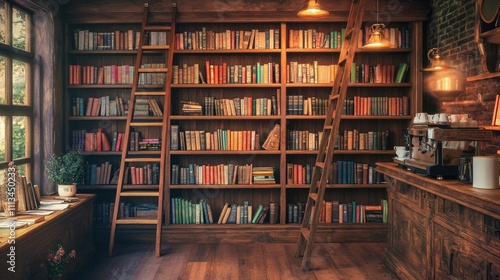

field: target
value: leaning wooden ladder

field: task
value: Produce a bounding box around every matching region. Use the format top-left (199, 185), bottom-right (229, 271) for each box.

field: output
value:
top-left (295, 0), bottom-right (366, 271)
top-left (108, 2), bottom-right (177, 257)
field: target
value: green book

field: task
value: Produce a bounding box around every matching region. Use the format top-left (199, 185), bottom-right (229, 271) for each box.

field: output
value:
top-left (252, 204), bottom-right (264, 224)
top-left (395, 62), bottom-right (408, 83)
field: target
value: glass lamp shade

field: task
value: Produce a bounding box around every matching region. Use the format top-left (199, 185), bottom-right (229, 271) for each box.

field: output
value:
top-left (423, 48), bottom-right (465, 101)
top-left (363, 24), bottom-right (393, 48)
top-left (297, 0), bottom-right (329, 19)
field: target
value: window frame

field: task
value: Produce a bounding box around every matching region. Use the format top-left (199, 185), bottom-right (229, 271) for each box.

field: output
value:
top-left (0, 0), bottom-right (33, 178)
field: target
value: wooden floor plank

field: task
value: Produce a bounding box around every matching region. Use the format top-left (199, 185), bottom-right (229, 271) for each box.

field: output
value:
top-left (152, 244), bottom-right (193, 280)
top-left (212, 243), bottom-right (240, 279)
top-left (282, 243), bottom-right (318, 280)
top-left (324, 243), bottom-right (375, 279)
top-left (237, 244), bottom-right (268, 280)
top-left (263, 243), bottom-right (299, 280)
top-left (74, 242), bottom-right (398, 280)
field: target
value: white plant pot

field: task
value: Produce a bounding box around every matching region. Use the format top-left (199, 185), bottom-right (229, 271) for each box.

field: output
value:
top-left (57, 184), bottom-right (77, 197)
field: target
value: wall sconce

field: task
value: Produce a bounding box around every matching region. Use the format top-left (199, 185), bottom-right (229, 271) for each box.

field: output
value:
top-left (297, 0), bottom-right (329, 19)
top-left (422, 48), bottom-right (465, 102)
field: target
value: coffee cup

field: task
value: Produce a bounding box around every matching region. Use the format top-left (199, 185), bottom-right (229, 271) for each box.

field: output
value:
top-left (415, 112), bottom-right (428, 124)
top-left (438, 113), bottom-right (448, 123)
top-left (394, 146), bottom-right (408, 159)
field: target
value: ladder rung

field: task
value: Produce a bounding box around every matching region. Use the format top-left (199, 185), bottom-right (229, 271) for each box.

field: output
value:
top-left (142, 45), bottom-right (170, 50)
top-left (120, 191), bottom-right (160, 197)
top-left (338, 57), bottom-right (347, 66)
top-left (315, 162), bottom-right (325, 169)
top-left (138, 68), bottom-right (168, 73)
top-left (134, 91), bottom-right (166, 96)
top-left (144, 26), bottom-right (171, 31)
top-left (344, 28), bottom-right (354, 39)
top-left (329, 95), bottom-right (340, 101)
top-left (309, 193), bottom-right (318, 202)
top-left (301, 228), bottom-right (310, 241)
top-left (130, 122), bottom-right (163, 127)
top-left (116, 217), bottom-right (158, 225)
top-left (124, 158), bottom-right (161, 163)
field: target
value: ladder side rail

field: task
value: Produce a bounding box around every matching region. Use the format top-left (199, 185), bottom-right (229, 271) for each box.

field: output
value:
top-left (161, 3), bottom-right (177, 227)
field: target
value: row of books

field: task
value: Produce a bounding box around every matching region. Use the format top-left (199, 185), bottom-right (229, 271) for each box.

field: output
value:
top-left (93, 201), bottom-right (158, 225)
top-left (72, 130), bottom-right (124, 152)
top-left (286, 161), bottom-right (384, 185)
top-left (286, 130), bottom-right (322, 151)
top-left (336, 130), bottom-right (391, 151)
top-left (171, 163), bottom-right (260, 185)
top-left (114, 164), bottom-right (161, 185)
top-left (72, 96), bottom-right (128, 117)
top-left (134, 97), bottom-right (163, 117)
top-left (3, 173), bottom-right (41, 212)
top-left (175, 28), bottom-right (280, 50)
top-left (217, 202), bottom-right (278, 224)
top-left (171, 198), bottom-right (214, 224)
top-left (319, 200), bottom-right (388, 223)
top-left (203, 61), bottom-right (280, 84)
top-left (350, 62), bottom-right (409, 84)
top-left (68, 64), bottom-right (134, 85)
top-left (342, 96), bottom-right (410, 116)
top-left (287, 61), bottom-right (339, 84)
top-left (138, 63), bottom-right (167, 85)
top-left (85, 162), bottom-right (115, 185)
top-left (170, 127), bottom-right (261, 151)
top-left (202, 95), bottom-right (280, 116)
top-left (288, 26), bottom-right (410, 49)
top-left (286, 200), bottom-right (388, 224)
top-left (286, 96), bottom-right (327, 116)
top-left (72, 29), bottom-right (140, 51)
top-left (72, 30), bottom-right (168, 51)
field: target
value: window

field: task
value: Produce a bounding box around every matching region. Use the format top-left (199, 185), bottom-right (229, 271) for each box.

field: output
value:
top-left (0, 1), bottom-right (33, 182)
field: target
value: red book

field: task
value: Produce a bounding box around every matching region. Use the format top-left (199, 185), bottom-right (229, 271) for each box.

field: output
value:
top-left (205, 61), bottom-right (211, 84)
top-left (115, 133), bottom-right (123, 151)
top-left (130, 167), bottom-right (137, 184)
top-left (101, 129), bottom-right (111, 151)
top-left (96, 128), bottom-right (103, 151)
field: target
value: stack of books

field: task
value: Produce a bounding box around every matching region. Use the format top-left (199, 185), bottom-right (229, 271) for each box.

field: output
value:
top-left (181, 100), bottom-right (202, 115)
top-left (252, 167), bottom-right (275, 184)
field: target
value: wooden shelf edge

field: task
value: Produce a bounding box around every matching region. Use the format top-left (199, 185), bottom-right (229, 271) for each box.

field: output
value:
top-left (466, 72), bottom-right (500, 82)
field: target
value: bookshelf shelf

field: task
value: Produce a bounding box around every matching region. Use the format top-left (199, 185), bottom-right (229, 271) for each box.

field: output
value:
top-left (286, 183), bottom-right (387, 189)
top-left (169, 184), bottom-right (282, 189)
top-left (170, 150), bottom-right (281, 155)
top-left (171, 83), bottom-right (281, 88)
top-left (64, 11), bottom-right (422, 241)
top-left (285, 150), bottom-right (396, 155)
top-left (170, 115), bottom-right (281, 120)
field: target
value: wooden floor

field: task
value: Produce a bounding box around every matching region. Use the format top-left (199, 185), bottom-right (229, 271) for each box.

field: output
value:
top-left (74, 242), bottom-right (399, 280)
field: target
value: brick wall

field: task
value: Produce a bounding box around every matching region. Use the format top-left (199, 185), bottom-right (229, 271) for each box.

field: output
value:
top-left (426, 0), bottom-right (499, 127)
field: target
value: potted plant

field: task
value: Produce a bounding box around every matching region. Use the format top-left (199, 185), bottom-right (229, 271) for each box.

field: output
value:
top-left (45, 151), bottom-right (86, 197)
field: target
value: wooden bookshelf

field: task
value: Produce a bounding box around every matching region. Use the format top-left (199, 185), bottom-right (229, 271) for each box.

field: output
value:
top-left (63, 2), bottom-right (425, 243)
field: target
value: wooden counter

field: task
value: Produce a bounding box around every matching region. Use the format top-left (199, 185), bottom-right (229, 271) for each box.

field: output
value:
top-left (376, 162), bottom-right (500, 279)
top-left (0, 194), bottom-right (95, 280)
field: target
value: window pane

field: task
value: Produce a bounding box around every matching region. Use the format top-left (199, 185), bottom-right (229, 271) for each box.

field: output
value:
top-left (0, 56), bottom-right (4, 104)
top-left (17, 163), bottom-right (26, 176)
top-left (12, 116), bottom-right (26, 159)
top-left (12, 7), bottom-right (27, 51)
top-left (0, 1), bottom-right (5, 44)
top-left (0, 116), bottom-right (5, 162)
top-left (13, 59), bottom-right (26, 105)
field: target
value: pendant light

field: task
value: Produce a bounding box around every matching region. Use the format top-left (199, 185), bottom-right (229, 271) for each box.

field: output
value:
top-left (423, 48), bottom-right (465, 101)
top-left (363, 0), bottom-right (392, 48)
top-left (297, 0), bottom-right (329, 19)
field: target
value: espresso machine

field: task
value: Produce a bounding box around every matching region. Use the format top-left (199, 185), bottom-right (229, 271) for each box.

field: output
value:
top-left (396, 123), bottom-right (492, 179)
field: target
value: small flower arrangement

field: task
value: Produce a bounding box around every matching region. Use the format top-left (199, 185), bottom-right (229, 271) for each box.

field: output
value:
top-left (41, 244), bottom-right (76, 278)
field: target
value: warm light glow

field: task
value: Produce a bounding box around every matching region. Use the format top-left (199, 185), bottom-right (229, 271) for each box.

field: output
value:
top-left (297, 0), bottom-right (329, 19)
top-left (363, 24), bottom-right (393, 48)
top-left (423, 48), bottom-right (465, 101)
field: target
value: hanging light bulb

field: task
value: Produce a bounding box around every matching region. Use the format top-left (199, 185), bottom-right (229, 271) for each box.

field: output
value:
top-left (297, 0), bottom-right (329, 19)
top-left (423, 48), bottom-right (465, 102)
top-left (363, 0), bottom-right (393, 48)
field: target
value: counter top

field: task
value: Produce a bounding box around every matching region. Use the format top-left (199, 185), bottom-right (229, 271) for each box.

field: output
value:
top-left (376, 162), bottom-right (500, 219)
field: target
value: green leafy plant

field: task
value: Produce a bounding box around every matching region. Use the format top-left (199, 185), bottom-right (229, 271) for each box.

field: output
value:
top-left (45, 151), bottom-right (86, 185)
top-left (41, 244), bottom-right (76, 278)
